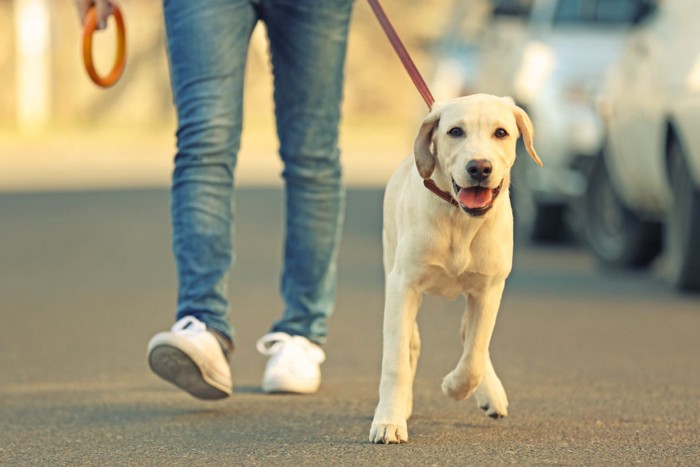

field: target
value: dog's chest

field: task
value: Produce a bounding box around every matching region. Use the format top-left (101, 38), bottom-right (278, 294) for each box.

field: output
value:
top-left (421, 264), bottom-right (488, 299)
top-left (419, 226), bottom-right (508, 298)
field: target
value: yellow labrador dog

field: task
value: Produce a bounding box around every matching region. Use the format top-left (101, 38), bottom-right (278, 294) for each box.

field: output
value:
top-left (370, 94), bottom-right (542, 444)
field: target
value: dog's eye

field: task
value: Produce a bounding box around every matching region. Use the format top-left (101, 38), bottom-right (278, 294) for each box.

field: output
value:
top-left (494, 128), bottom-right (509, 139)
top-left (448, 127), bottom-right (464, 138)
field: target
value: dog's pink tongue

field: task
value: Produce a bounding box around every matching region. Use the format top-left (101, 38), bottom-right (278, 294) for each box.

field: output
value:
top-left (458, 187), bottom-right (493, 209)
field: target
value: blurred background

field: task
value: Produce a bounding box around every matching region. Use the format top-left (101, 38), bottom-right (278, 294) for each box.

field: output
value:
top-left (4, 0), bottom-right (699, 291)
top-left (1, 1), bottom-right (699, 462)
top-left (1, 0), bottom-right (474, 191)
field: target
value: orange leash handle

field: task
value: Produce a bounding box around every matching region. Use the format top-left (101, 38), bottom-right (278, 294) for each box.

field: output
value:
top-left (82, 4), bottom-right (126, 88)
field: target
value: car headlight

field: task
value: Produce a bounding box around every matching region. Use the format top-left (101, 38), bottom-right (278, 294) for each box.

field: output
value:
top-left (514, 41), bottom-right (556, 103)
top-left (686, 54), bottom-right (700, 92)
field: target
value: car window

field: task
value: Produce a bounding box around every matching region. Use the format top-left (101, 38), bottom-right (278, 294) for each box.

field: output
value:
top-left (554, 0), bottom-right (642, 25)
top-left (492, 0), bottom-right (534, 18)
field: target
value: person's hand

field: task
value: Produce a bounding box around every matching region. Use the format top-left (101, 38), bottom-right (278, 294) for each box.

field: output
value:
top-left (76, 0), bottom-right (113, 30)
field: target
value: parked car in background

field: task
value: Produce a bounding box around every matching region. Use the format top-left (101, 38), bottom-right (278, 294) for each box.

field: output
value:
top-left (584, 0), bottom-right (700, 291)
top-left (496, 0), bottom-right (654, 242)
top-left (430, 0), bottom-right (532, 102)
top-left (430, 0), bottom-right (654, 242)
top-left (473, 0), bottom-right (534, 98)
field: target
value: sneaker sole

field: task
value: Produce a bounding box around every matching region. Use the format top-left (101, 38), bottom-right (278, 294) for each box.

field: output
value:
top-left (149, 344), bottom-right (231, 400)
top-left (262, 377), bottom-right (320, 395)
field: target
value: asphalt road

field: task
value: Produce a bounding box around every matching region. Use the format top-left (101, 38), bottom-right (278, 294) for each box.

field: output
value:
top-left (1, 188), bottom-right (698, 465)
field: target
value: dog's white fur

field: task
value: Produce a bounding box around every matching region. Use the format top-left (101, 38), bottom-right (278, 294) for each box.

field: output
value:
top-left (369, 94), bottom-right (541, 444)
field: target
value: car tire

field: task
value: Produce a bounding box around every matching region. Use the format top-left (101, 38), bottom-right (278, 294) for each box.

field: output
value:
top-left (511, 188), bottom-right (567, 243)
top-left (510, 146), bottom-right (568, 243)
top-left (665, 137), bottom-right (700, 291)
top-left (584, 155), bottom-right (662, 268)
top-left (531, 204), bottom-right (567, 242)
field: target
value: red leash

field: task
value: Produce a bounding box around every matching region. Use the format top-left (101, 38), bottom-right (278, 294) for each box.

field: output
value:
top-left (367, 0), bottom-right (435, 109)
top-left (368, 0), bottom-right (461, 208)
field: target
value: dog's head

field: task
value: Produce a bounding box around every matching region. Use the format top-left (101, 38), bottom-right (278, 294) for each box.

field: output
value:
top-left (414, 94), bottom-right (542, 217)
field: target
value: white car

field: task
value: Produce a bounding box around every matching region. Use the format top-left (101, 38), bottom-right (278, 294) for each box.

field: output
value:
top-left (430, 0), bottom-right (533, 104)
top-left (584, 0), bottom-right (700, 291)
top-left (477, 0), bottom-right (652, 241)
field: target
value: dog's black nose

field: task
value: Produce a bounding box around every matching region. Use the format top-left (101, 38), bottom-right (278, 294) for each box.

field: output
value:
top-left (467, 159), bottom-right (493, 182)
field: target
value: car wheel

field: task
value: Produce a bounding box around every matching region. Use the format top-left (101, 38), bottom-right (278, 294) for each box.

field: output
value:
top-left (584, 155), bottom-right (661, 268)
top-left (666, 138), bottom-right (700, 291)
top-left (510, 147), bottom-right (567, 243)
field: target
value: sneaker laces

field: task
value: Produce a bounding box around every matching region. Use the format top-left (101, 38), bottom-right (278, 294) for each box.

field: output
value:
top-left (171, 316), bottom-right (207, 336)
top-left (171, 316), bottom-right (232, 358)
top-left (256, 332), bottom-right (325, 364)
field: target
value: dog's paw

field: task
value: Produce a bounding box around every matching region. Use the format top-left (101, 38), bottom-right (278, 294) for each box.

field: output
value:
top-left (441, 369), bottom-right (480, 401)
top-left (369, 420), bottom-right (408, 444)
top-left (475, 395), bottom-right (508, 419)
top-left (474, 377), bottom-right (508, 419)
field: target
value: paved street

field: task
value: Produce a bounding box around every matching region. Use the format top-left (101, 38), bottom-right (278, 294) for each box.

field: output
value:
top-left (1, 187), bottom-right (698, 465)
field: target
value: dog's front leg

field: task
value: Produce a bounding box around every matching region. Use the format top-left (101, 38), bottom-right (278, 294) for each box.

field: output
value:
top-left (474, 353), bottom-right (509, 418)
top-left (442, 282), bottom-right (505, 402)
top-left (370, 274), bottom-right (421, 444)
top-left (406, 321), bottom-right (421, 420)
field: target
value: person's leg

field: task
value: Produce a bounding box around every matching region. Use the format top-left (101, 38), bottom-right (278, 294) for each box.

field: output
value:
top-left (147, 0), bottom-right (258, 399)
top-left (261, 0), bottom-right (354, 345)
top-left (165, 0), bottom-right (258, 346)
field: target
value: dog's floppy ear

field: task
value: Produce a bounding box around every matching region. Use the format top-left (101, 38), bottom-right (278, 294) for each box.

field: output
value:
top-left (414, 106), bottom-right (442, 179)
top-left (513, 105), bottom-right (543, 167)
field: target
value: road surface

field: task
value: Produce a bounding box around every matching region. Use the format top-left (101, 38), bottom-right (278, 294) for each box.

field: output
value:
top-left (1, 188), bottom-right (698, 465)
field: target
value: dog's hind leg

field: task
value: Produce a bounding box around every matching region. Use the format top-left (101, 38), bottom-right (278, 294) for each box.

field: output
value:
top-left (474, 354), bottom-right (509, 418)
top-left (442, 283), bottom-right (504, 402)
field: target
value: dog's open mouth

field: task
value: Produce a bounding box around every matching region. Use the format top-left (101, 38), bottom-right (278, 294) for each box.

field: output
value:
top-left (452, 179), bottom-right (503, 217)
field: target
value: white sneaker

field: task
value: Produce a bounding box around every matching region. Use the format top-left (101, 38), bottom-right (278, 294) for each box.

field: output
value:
top-left (147, 316), bottom-right (232, 400)
top-left (256, 332), bottom-right (326, 394)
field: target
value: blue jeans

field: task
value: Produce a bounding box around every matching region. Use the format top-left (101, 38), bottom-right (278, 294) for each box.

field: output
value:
top-left (163, 0), bottom-right (353, 346)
